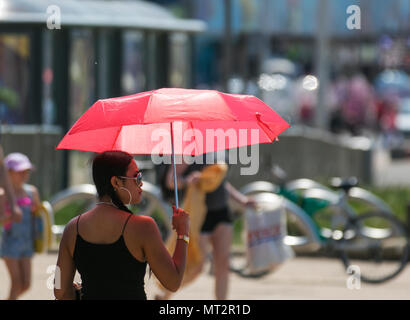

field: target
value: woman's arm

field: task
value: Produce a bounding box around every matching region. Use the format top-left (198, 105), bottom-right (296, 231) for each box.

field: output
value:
top-left (0, 188), bottom-right (8, 225)
top-left (29, 185), bottom-right (42, 212)
top-left (225, 181), bottom-right (257, 208)
top-left (54, 220), bottom-right (77, 300)
top-left (140, 214), bottom-right (189, 292)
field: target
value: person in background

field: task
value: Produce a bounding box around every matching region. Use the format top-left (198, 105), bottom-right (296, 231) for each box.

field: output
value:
top-left (54, 151), bottom-right (190, 300)
top-left (0, 152), bottom-right (41, 300)
top-left (0, 145), bottom-right (22, 224)
top-left (156, 155), bottom-right (256, 300)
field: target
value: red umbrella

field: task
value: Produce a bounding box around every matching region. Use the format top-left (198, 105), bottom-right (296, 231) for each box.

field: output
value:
top-left (57, 88), bottom-right (290, 207)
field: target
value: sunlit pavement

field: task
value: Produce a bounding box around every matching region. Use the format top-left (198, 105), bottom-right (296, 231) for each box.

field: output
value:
top-left (1, 252), bottom-right (409, 300)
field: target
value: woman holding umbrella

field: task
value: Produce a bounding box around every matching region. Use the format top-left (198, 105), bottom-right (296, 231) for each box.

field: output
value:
top-left (54, 88), bottom-right (289, 299)
top-left (54, 151), bottom-right (190, 300)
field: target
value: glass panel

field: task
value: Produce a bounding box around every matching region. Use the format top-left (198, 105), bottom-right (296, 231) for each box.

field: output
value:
top-left (68, 29), bottom-right (95, 126)
top-left (0, 33), bottom-right (30, 124)
top-left (169, 32), bottom-right (189, 88)
top-left (68, 29), bottom-right (96, 186)
top-left (122, 31), bottom-right (146, 95)
top-left (41, 31), bottom-right (56, 125)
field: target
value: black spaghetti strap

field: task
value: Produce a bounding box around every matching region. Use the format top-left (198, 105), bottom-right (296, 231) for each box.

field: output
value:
top-left (76, 214), bottom-right (82, 235)
top-left (122, 214), bottom-right (133, 235)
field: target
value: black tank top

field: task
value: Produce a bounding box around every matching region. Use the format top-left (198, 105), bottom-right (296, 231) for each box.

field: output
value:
top-left (73, 213), bottom-right (147, 300)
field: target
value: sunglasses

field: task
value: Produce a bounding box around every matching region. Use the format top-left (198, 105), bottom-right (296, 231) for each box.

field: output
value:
top-left (117, 171), bottom-right (143, 186)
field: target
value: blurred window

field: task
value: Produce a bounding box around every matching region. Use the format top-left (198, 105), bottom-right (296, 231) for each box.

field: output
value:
top-left (68, 29), bottom-right (96, 126)
top-left (41, 31), bottom-right (56, 125)
top-left (169, 33), bottom-right (190, 88)
top-left (122, 31), bottom-right (146, 95)
top-left (68, 29), bottom-right (96, 186)
top-left (0, 33), bottom-right (30, 124)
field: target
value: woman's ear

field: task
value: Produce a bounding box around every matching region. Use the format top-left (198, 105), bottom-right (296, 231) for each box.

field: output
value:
top-left (110, 176), bottom-right (121, 191)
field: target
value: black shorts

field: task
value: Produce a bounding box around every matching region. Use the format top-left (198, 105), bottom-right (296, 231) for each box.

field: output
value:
top-left (200, 207), bottom-right (233, 233)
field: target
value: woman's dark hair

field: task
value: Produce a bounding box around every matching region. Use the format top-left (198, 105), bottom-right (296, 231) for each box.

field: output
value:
top-left (92, 150), bottom-right (134, 214)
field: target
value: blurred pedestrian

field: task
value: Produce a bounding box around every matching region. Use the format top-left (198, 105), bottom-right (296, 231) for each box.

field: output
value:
top-left (0, 145), bottom-right (23, 224)
top-left (341, 73), bottom-right (377, 135)
top-left (0, 152), bottom-right (41, 300)
top-left (376, 94), bottom-right (401, 148)
top-left (155, 155), bottom-right (256, 300)
top-left (54, 150), bottom-right (190, 300)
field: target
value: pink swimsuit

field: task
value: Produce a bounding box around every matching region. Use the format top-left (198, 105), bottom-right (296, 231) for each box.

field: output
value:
top-left (4, 196), bottom-right (32, 231)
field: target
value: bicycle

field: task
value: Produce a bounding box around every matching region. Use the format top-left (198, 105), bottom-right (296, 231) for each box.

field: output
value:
top-left (236, 168), bottom-right (409, 283)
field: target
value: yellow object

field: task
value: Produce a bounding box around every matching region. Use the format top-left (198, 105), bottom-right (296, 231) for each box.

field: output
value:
top-left (33, 202), bottom-right (52, 253)
top-left (157, 163), bottom-right (228, 293)
top-left (0, 35), bottom-right (30, 59)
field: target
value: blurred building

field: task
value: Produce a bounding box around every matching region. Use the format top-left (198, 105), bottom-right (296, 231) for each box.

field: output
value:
top-left (150, 0), bottom-right (410, 87)
top-left (0, 0), bottom-right (205, 195)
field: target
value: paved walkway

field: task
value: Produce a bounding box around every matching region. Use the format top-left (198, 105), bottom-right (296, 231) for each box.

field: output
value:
top-left (1, 253), bottom-right (409, 300)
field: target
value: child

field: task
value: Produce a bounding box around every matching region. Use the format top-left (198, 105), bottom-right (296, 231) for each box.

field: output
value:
top-left (0, 153), bottom-right (41, 300)
top-left (0, 145), bottom-right (22, 225)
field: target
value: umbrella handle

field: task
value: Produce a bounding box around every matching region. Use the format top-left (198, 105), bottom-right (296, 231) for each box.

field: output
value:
top-left (170, 122), bottom-right (179, 208)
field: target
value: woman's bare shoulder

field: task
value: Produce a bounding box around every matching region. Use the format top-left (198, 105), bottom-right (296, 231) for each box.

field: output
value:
top-left (61, 215), bottom-right (80, 241)
top-left (129, 214), bottom-right (156, 227)
top-left (0, 187), bottom-right (4, 196)
top-left (127, 214), bottom-right (159, 237)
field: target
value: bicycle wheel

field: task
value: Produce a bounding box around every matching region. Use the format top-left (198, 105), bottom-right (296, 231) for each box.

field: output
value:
top-left (347, 187), bottom-right (394, 216)
top-left (302, 188), bottom-right (349, 242)
top-left (339, 212), bottom-right (409, 283)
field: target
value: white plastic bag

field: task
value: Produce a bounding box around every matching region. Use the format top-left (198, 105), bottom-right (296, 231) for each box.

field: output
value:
top-left (245, 198), bottom-right (294, 274)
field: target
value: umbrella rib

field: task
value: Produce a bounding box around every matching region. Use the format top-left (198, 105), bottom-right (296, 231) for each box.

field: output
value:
top-left (256, 114), bottom-right (277, 141)
top-left (111, 127), bottom-right (123, 150)
top-left (144, 92), bottom-right (155, 123)
top-left (189, 121), bottom-right (199, 156)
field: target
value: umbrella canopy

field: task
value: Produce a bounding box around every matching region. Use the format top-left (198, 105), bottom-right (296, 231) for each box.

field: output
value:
top-left (57, 88), bottom-right (290, 207)
top-left (57, 88), bottom-right (289, 156)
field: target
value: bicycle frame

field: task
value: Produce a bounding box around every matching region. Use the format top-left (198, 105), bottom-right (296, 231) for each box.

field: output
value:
top-left (280, 197), bottom-right (322, 250)
top-left (240, 180), bottom-right (362, 249)
top-left (284, 178), bottom-right (394, 216)
top-left (280, 186), bottom-right (358, 241)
